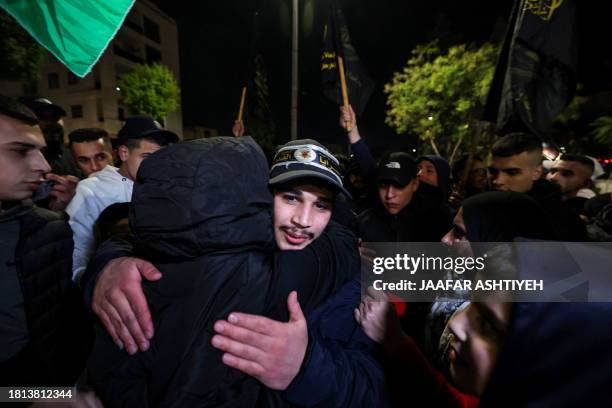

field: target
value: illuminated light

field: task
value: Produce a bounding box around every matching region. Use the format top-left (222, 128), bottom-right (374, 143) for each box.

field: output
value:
top-left (428, 116), bottom-right (434, 121)
top-left (116, 86), bottom-right (121, 91)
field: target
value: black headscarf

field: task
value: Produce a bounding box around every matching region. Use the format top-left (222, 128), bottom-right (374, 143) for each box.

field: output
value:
top-left (462, 191), bottom-right (558, 242)
top-left (480, 302), bottom-right (612, 407)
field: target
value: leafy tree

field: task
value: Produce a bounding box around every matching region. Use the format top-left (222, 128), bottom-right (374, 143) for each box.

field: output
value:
top-left (244, 52), bottom-right (277, 152)
top-left (385, 41), bottom-right (498, 159)
top-left (590, 116), bottom-right (612, 146)
top-left (0, 10), bottom-right (47, 86)
top-left (117, 63), bottom-right (180, 120)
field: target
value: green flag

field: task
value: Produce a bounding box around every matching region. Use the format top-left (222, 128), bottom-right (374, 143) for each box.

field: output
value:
top-left (0, 0), bottom-right (135, 78)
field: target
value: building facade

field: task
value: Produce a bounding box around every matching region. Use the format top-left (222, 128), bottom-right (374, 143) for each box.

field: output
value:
top-left (36, 0), bottom-right (183, 139)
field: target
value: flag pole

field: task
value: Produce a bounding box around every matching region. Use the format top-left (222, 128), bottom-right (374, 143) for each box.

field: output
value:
top-left (337, 55), bottom-right (352, 132)
top-left (237, 86), bottom-right (247, 122)
top-left (290, 0), bottom-right (299, 140)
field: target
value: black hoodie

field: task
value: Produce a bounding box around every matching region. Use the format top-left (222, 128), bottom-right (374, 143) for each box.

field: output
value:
top-left (526, 179), bottom-right (587, 241)
top-left (480, 302), bottom-right (612, 407)
top-left (87, 137), bottom-right (358, 407)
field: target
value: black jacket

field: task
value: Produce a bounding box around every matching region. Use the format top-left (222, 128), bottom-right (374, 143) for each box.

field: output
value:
top-left (354, 194), bottom-right (452, 243)
top-left (526, 179), bottom-right (587, 241)
top-left (87, 138), bottom-right (358, 407)
top-left (0, 204), bottom-right (91, 386)
top-left (481, 302), bottom-right (612, 407)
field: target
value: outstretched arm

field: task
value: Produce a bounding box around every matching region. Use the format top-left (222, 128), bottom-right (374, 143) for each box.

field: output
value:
top-left (212, 279), bottom-right (388, 407)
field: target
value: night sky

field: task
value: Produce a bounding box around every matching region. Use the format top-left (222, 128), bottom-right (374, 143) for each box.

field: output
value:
top-left (155, 0), bottom-right (514, 154)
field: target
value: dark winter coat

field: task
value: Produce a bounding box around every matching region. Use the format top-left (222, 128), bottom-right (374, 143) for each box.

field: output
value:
top-left (355, 194), bottom-right (452, 243)
top-left (526, 179), bottom-right (587, 241)
top-left (0, 204), bottom-right (91, 385)
top-left (480, 302), bottom-right (612, 407)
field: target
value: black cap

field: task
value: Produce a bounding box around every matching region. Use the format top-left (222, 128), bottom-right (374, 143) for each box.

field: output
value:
top-left (19, 97), bottom-right (66, 121)
top-left (269, 139), bottom-right (351, 198)
top-left (377, 152), bottom-right (418, 187)
top-left (0, 95), bottom-right (39, 125)
top-left (117, 116), bottom-right (179, 146)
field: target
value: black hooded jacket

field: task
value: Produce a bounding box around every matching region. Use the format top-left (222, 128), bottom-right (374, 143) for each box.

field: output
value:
top-left (462, 191), bottom-right (558, 242)
top-left (480, 302), bottom-right (612, 407)
top-left (355, 193), bottom-right (452, 243)
top-left (525, 179), bottom-right (587, 241)
top-left (87, 137), bottom-right (358, 407)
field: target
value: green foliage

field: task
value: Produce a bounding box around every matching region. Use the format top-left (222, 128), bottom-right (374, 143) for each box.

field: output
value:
top-left (590, 116), bottom-right (612, 146)
top-left (553, 86), bottom-right (588, 127)
top-left (244, 110), bottom-right (276, 153)
top-left (245, 53), bottom-right (277, 151)
top-left (117, 63), bottom-right (180, 120)
top-left (0, 10), bottom-right (47, 83)
top-left (384, 41), bottom-right (498, 157)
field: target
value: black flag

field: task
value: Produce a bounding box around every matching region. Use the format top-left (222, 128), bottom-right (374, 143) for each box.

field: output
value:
top-left (483, 0), bottom-right (577, 144)
top-left (245, 12), bottom-right (272, 121)
top-left (321, 1), bottom-right (375, 116)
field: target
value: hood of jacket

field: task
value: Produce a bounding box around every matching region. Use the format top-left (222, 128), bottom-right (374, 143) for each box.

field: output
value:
top-left (130, 137), bottom-right (273, 261)
top-left (419, 155), bottom-right (451, 193)
top-left (462, 191), bottom-right (558, 242)
top-left (526, 178), bottom-right (562, 203)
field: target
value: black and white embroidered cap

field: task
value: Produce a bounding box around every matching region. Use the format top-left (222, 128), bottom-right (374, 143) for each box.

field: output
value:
top-left (269, 139), bottom-right (351, 198)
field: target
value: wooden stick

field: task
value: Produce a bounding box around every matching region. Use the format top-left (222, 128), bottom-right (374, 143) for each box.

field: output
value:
top-left (337, 56), bottom-right (352, 132)
top-left (238, 86), bottom-right (247, 122)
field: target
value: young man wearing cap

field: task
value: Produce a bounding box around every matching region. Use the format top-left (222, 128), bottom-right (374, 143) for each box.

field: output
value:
top-left (19, 97), bottom-right (73, 174)
top-left (338, 104), bottom-right (451, 243)
top-left (0, 95), bottom-right (90, 385)
top-left (354, 152), bottom-right (451, 243)
top-left (69, 128), bottom-right (114, 178)
top-left (66, 116), bottom-right (178, 281)
top-left (81, 138), bottom-right (385, 406)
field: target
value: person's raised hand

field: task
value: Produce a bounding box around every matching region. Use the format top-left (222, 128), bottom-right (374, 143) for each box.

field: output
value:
top-left (46, 173), bottom-right (79, 211)
top-left (232, 120), bottom-right (245, 137)
top-left (354, 286), bottom-right (403, 350)
top-left (92, 257), bottom-right (162, 354)
top-left (211, 291), bottom-right (308, 390)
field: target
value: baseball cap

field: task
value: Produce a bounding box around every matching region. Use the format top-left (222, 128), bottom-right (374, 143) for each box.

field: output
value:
top-left (19, 97), bottom-right (66, 121)
top-left (269, 139), bottom-right (351, 198)
top-left (0, 95), bottom-right (39, 125)
top-left (117, 116), bottom-right (179, 146)
top-left (377, 152), bottom-right (418, 187)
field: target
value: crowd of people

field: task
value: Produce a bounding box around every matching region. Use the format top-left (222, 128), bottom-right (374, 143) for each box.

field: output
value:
top-left (1, 93), bottom-right (611, 407)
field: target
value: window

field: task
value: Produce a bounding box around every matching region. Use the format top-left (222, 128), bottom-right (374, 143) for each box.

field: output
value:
top-left (146, 46), bottom-right (162, 64)
top-left (71, 105), bottom-right (83, 118)
top-left (48, 73), bottom-right (59, 89)
top-left (118, 107), bottom-right (125, 121)
top-left (67, 72), bottom-right (79, 85)
top-left (143, 16), bottom-right (160, 43)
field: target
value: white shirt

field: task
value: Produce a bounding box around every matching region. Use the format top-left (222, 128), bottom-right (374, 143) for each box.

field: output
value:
top-left (66, 166), bottom-right (133, 281)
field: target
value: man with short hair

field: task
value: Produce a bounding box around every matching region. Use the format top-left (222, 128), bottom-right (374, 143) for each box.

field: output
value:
top-left (489, 133), bottom-right (587, 240)
top-left (69, 128), bottom-right (114, 178)
top-left (546, 154), bottom-right (595, 214)
top-left (0, 95), bottom-right (89, 385)
top-left (489, 132), bottom-right (544, 193)
top-left (66, 116), bottom-right (178, 281)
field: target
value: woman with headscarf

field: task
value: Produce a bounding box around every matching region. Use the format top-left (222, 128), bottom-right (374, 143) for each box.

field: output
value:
top-left (356, 191), bottom-right (558, 408)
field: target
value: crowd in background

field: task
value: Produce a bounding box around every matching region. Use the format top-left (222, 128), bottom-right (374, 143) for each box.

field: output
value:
top-left (1, 93), bottom-right (611, 407)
